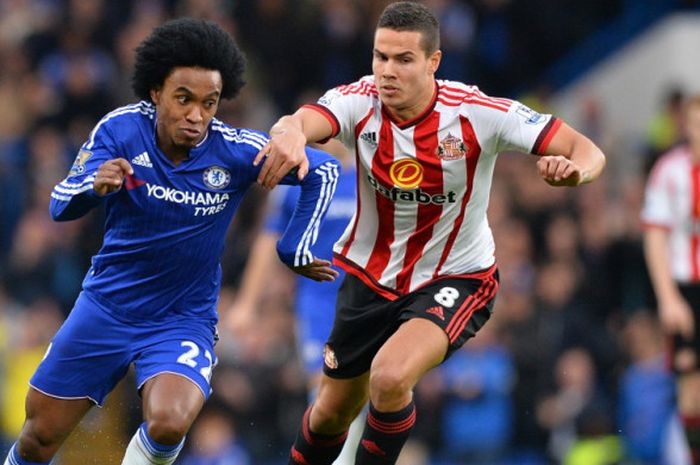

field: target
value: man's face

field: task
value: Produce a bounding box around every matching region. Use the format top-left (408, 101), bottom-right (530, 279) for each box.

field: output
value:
top-left (372, 28), bottom-right (440, 119)
top-left (150, 67), bottom-right (222, 152)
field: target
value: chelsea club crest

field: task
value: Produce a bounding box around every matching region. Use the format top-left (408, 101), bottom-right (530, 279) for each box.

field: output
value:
top-left (203, 166), bottom-right (231, 189)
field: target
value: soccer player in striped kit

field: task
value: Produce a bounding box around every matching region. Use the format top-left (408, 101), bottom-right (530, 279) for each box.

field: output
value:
top-left (256, 2), bottom-right (606, 464)
top-left (643, 94), bottom-right (700, 464)
top-left (3, 19), bottom-right (340, 465)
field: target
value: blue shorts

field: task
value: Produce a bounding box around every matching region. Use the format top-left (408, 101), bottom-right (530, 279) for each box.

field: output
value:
top-left (30, 292), bottom-right (218, 406)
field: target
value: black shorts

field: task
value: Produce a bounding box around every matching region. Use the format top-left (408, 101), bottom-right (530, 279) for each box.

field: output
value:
top-left (323, 267), bottom-right (499, 378)
top-left (670, 283), bottom-right (700, 373)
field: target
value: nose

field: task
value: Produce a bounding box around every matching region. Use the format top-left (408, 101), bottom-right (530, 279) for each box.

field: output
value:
top-left (186, 105), bottom-right (203, 123)
top-left (382, 60), bottom-right (395, 78)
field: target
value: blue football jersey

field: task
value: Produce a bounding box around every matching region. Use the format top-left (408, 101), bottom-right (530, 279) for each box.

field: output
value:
top-left (50, 101), bottom-right (340, 323)
top-left (265, 166), bottom-right (356, 305)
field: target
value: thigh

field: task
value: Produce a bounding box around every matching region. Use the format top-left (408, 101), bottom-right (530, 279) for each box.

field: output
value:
top-left (324, 275), bottom-right (398, 379)
top-left (371, 318), bottom-right (448, 387)
top-left (22, 387), bottom-right (93, 445)
top-left (133, 319), bottom-right (218, 400)
top-left (401, 268), bottom-right (499, 359)
top-left (30, 292), bottom-right (133, 406)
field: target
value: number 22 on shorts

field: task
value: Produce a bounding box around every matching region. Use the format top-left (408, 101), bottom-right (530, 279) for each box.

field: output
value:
top-left (176, 340), bottom-right (214, 382)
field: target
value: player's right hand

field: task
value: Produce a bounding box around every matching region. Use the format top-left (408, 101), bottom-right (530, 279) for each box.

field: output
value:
top-left (254, 129), bottom-right (309, 189)
top-left (659, 293), bottom-right (695, 340)
top-left (93, 158), bottom-right (133, 196)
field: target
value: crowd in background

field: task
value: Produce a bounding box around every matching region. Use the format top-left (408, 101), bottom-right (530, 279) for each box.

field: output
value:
top-left (0, 0), bottom-right (698, 464)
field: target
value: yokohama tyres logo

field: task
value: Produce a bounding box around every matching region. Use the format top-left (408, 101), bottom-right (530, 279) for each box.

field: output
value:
top-left (389, 159), bottom-right (423, 189)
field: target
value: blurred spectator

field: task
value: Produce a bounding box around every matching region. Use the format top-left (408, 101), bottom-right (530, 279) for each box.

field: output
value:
top-left (536, 347), bottom-right (615, 463)
top-left (432, 322), bottom-right (515, 464)
top-left (618, 311), bottom-right (683, 465)
top-left (1, 297), bottom-right (62, 439)
top-left (645, 87), bottom-right (685, 169)
top-left (426, 0), bottom-right (476, 82)
top-left (177, 405), bottom-right (251, 465)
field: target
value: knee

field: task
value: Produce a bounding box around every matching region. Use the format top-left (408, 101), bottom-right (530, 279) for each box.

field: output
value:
top-left (17, 420), bottom-right (63, 462)
top-left (312, 398), bottom-right (364, 433)
top-left (146, 409), bottom-right (191, 445)
top-left (369, 365), bottom-right (413, 409)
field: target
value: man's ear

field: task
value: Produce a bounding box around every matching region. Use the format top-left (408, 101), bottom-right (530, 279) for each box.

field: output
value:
top-left (150, 87), bottom-right (161, 105)
top-left (428, 50), bottom-right (442, 75)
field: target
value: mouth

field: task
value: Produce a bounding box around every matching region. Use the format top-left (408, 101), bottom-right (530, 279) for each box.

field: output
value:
top-left (180, 128), bottom-right (202, 139)
top-left (381, 85), bottom-right (400, 96)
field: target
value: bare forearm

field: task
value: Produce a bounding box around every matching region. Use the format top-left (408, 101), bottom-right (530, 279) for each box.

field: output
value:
top-left (570, 136), bottom-right (605, 184)
top-left (270, 108), bottom-right (333, 144)
top-left (644, 228), bottom-right (679, 301)
top-left (271, 115), bottom-right (304, 138)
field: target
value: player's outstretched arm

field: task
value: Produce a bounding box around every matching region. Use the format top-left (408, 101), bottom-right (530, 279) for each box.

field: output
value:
top-left (275, 148), bottom-right (341, 278)
top-left (537, 122), bottom-right (606, 187)
top-left (255, 108), bottom-right (334, 189)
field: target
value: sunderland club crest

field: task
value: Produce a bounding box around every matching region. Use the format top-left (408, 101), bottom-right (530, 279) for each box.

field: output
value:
top-left (436, 133), bottom-right (467, 161)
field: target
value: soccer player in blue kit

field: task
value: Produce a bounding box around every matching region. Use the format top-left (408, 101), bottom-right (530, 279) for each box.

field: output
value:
top-left (3, 19), bottom-right (340, 465)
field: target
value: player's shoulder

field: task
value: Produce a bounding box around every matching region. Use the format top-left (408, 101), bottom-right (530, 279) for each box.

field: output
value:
top-left (208, 118), bottom-right (269, 154)
top-left (436, 79), bottom-right (513, 113)
top-left (85, 101), bottom-right (155, 147)
top-left (323, 75), bottom-right (379, 101)
top-left (651, 145), bottom-right (691, 175)
top-left (97, 101), bottom-right (156, 129)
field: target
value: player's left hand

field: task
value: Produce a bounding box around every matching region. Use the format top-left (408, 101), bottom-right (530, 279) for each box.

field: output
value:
top-left (537, 155), bottom-right (585, 187)
top-left (289, 257), bottom-right (339, 282)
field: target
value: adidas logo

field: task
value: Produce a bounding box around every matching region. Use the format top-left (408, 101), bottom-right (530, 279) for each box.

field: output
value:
top-left (131, 151), bottom-right (153, 168)
top-left (360, 131), bottom-right (378, 147)
top-left (426, 305), bottom-right (445, 320)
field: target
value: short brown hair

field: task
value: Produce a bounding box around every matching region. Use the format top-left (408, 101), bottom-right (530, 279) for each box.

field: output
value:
top-left (377, 1), bottom-right (440, 55)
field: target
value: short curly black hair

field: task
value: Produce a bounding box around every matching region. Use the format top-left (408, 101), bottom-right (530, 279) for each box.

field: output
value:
top-left (132, 18), bottom-right (246, 102)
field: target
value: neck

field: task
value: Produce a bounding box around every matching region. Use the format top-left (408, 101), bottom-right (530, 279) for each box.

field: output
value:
top-left (157, 134), bottom-right (190, 166)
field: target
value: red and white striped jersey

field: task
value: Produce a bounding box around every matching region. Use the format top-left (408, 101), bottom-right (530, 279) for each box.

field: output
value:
top-left (306, 75), bottom-right (561, 299)
top-left (641, 146), bottom-right (700, 283)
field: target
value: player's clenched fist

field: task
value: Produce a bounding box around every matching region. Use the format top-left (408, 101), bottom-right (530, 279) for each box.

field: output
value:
top-left (93, 158), bottom-right (134, 196)
top-left (537, 155), bottom-right (587, 187)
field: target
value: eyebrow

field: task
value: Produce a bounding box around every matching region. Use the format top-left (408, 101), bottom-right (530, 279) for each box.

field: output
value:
top-left (373, 49), bottom-right (416, 58)
top-left (174, 87), bottom-right (221, 98)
